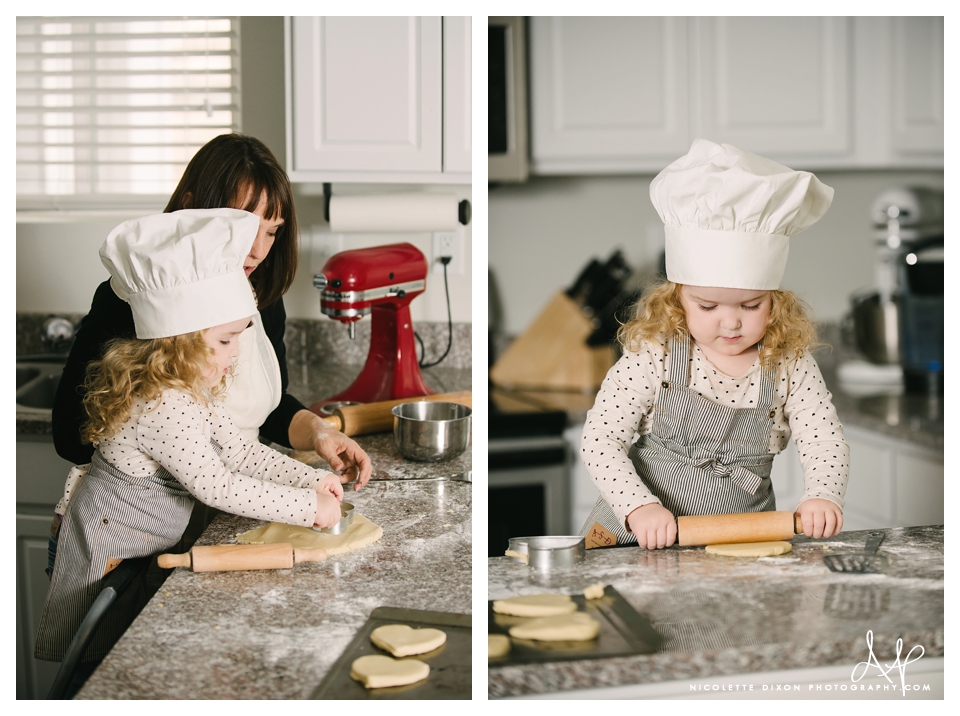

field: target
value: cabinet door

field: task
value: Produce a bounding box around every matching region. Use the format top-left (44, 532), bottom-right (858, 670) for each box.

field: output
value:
top-left (17, 512), bottom-right (59, 699)
top-left (697, 17), bottom-right (851, 158)
top-left (843, 426), bottom-right (896, 530)
top-left (895, 448), bottom-right (944, 527)
top-left (889, 17), bottom-right (943, 155)
top-left (442, 17), bottom-right (471, 175)
top-left (289, 17), bottom-right (442, 174)
top-left (529, 16), bottom-right (692, 173)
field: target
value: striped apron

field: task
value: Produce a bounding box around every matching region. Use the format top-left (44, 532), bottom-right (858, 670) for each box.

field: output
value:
top-left (580, 335), bottom-right (777, 548)
top-left (34, 449), bottom-right (197, 662)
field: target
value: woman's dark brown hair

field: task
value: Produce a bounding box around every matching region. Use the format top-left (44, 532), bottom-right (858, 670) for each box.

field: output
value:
top-left (164, 133), bottom-right (298, 308)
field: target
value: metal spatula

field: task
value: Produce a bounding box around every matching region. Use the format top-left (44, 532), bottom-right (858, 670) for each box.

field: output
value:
top-left (823, 531), bottom-right (887, 573)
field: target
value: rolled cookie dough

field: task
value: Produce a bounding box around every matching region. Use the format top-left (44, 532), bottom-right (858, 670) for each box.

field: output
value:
top-left (236, 513), bottom-right (383, 555)
top-left (583, 583), bottom-right (605, 600)
top-left (350, 654), bottom-right (429, 689)
top-left (371, 625), bottom-right (446, 657)
top-left (705, 541), bottom-right (793, 557)
top-left (488, 634), bottom-right (511, 658)
top-left (492, 593), bottom-right (577, 617)
top-left (509, 613), bottom-right (600, 642)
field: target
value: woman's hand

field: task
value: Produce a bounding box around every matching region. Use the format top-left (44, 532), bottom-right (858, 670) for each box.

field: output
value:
top-left (289, 409), bottom-right (373, 490)
top-left (626, 502), bottom-right (677, 549)
top-left (795, 499), bottom-right (843, 538)
top-left (313, 430), bottom-right (372, 490)
top-left (314, 490), bottom-right (343, 529)
top-left (317, 471), bottom-right (344, 500)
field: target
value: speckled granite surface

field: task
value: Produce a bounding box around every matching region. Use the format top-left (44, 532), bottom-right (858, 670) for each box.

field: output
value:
top-left (488, 525), bottom-right (943, 698)
top-left (78, 447), bottom-right (472, 699)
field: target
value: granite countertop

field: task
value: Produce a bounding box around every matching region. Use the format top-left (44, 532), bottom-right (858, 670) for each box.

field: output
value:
top-left (78, 438), bottom-right (473, 699)
top-left (487, 525), bottom-right (943, 698)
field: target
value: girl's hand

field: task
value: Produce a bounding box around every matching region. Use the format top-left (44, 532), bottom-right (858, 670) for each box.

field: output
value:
top-left (795, 499), bottom-right (843, 538)
top-left (314, 490), bottom-right (343, 529)
top-left (317, 471), bottom-right (344, 501)
top-left (626, 503), bottom-right (677, 549)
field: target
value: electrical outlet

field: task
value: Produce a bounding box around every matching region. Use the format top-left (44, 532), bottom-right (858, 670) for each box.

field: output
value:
top-left (432, 230), bottom-right (464, 275)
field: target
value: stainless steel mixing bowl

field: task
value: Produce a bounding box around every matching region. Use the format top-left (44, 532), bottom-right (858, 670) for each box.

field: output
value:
top-left (391, 401), bottom-right (471, 462)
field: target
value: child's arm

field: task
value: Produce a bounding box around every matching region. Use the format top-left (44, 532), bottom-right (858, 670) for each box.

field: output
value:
top-left (138, 392), bottom-right (329, 527)
top-left (580, 344), bottom-right (662, 532)
top-left (208, 403), bottom-right (342, 492)
top-left (780, 353), bottom-right (849, 538)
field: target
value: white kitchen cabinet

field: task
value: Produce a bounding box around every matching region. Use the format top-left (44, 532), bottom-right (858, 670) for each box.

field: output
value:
top-left (529, 16), bottom-right (943, 173)
top-left (530, 17), bottom-right (692, 174)
top-left (696, 17), bottom-right (850, 159)
top-left (285, 16), bottom-right (470, 184)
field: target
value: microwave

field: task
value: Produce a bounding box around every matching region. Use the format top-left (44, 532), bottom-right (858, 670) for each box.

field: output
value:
top-left (488, 17), bottom-right (529, 183)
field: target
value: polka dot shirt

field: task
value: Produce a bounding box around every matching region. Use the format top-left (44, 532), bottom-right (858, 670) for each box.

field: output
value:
top-left (95, 389), bottom-right (331, 527)
top-left (580, 339), bottom-right (849, 528)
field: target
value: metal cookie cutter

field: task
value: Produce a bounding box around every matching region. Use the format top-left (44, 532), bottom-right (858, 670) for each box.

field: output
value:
top-left (313, 502), bottom-right (355, 534)
top-left (506, 536), bottom-right (585, 572)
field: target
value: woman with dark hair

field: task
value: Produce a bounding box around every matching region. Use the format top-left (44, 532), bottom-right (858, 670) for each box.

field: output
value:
top-left (53, 133), bottom-right (372, 490)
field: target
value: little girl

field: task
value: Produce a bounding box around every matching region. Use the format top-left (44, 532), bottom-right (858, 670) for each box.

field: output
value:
top-left (580, 139), bottom-right (849, 550)
top-left (36, 209), bottom-right (344, 664)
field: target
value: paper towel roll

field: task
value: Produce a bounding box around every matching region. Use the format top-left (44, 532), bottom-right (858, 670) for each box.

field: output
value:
top-left (329, 193), bottom-right (462, 233)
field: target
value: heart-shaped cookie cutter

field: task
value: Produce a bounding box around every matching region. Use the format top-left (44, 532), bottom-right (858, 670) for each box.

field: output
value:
top-left (312, 501), bottom-right (354, 534)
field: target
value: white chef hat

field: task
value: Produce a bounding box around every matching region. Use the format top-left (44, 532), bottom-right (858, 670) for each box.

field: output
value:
top-left (100, 208), bottom-right (259, 339)
top-left (649, 138), bottom-right (834, 290)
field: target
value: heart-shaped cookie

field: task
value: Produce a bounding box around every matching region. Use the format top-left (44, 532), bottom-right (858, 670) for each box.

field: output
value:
top-left (350, 654), bottom-right (429, 689)
top-left (370, 624), bottom-right (447, 656)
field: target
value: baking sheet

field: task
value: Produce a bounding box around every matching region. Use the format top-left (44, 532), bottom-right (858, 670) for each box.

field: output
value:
top-left (310, 607), bottom-right (471, 699)
top-left (487, 586), bottom-right (661, 666)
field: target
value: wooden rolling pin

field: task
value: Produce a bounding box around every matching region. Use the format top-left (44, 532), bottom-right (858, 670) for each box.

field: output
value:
top-left (314, 391), bottom-right (472, 437)
top-left (157, 543), bottom-right (327, 572)
top-left (678, 511), bottom-right (805, 547)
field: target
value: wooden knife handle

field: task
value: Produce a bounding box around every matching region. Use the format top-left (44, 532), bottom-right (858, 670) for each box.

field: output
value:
top-left (336, 391), bottom-right (472, 437)
top-left (677, 510), bottom-right (803, 546)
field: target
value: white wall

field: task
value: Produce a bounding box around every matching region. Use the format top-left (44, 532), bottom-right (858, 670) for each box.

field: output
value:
top-left (489, 170), bottom-right (943, 336)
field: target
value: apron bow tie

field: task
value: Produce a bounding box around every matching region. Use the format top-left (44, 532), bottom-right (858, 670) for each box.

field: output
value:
top-left (694, 457), bottom-right (762, 495)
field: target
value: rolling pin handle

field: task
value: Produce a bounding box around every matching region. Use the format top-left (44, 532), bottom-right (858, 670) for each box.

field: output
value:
top-left (320, 415), bottom-right (343, 431)
top-left (157, 552), bottom-right (192, 569)
top-left (794, 513), bottom-right (804, 534)
top-left (293, 547), bottom-right (328, 563)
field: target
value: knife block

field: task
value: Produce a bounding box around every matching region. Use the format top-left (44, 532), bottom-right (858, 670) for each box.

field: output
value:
top-left (490, 292), bottom-right (617, 392)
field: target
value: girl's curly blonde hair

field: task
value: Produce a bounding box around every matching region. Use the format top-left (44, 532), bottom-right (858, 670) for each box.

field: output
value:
top-left (81, 332), bottom-right (223, 446)
top-left (617, 280), bottom-right (818, 371)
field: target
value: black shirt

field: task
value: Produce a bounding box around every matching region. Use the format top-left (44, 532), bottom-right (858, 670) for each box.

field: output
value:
top-left (52, 280), bottom-right (306, 464)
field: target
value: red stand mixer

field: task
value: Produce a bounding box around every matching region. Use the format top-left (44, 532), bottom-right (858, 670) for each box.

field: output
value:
top-left (309, 243), bottom-right (435, 416)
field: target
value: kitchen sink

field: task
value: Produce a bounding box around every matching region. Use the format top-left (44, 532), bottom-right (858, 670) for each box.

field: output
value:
top-left (16, 360), bottom-right (65, 413)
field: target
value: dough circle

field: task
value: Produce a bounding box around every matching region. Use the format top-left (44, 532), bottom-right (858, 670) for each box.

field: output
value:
top-left (488, 634), bottom-right (511, 659)
top-left (371, 624), bottom-right (446, 657)
top-left (583, 583), bottom-right (605, 600)
top-left (508, 613), bottom-right (600, 642)
top-left (350, 654), bottom-right (429, 689)
top-left (236, 513), bottom-right (383, 555)
top-left (492, 593), bottom-right (577, 617)
top-left (705, 541), bottom-right (793, 557)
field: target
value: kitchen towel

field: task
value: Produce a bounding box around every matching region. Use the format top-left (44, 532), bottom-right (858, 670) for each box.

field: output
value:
top-left (329, 193), bottom-right (461, 233)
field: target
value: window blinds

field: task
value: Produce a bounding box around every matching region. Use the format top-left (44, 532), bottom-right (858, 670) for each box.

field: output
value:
top-left (16, 16), bottom-right (241, 206)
